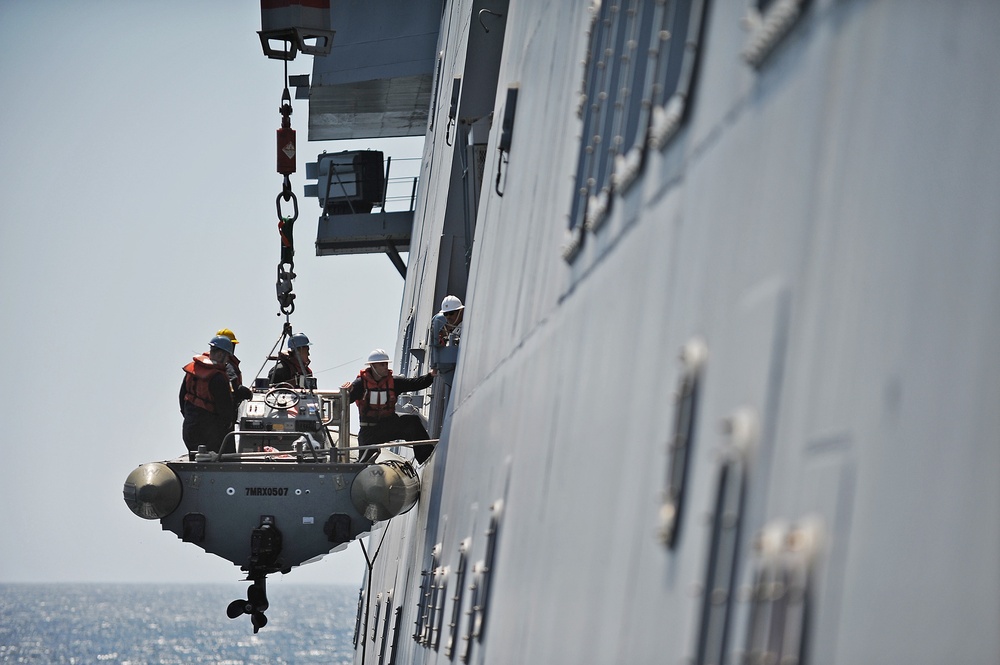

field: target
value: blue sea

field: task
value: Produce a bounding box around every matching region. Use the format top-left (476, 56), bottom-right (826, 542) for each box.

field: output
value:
top-left (0, 583), bottom-right (360, 664)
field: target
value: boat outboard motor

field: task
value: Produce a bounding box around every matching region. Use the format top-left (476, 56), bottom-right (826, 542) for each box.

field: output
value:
top-left (351, 451), bottom-right (420, 521)
top-left (227, 516), bottom-right (283, 634)
top-left (249, 515), bottom-right (283, 571)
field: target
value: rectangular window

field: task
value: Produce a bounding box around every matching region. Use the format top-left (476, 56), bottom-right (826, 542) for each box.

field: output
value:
top-left (693, 409), bottom-right (756, 665)
top-left (415, 545), bottom-right (442, 646)
top-left (648, 0), bottom-right (708, 148)
top-left (567, 0), bottom-right (709, 252)
top-left (445, 540), bottom-right (470, 660)
top-left (660, 337), bottom-right (707, 549)
top-left (377, 591), bottom-right (393, 664)
top-left (429, 51), bottom-right (444, 131)
top-left (742, 520), bottom-right (821, 665)
top-left (570, 1), bottom-right (635, 232)
top-left (694, 459), bottom-right (746, 665)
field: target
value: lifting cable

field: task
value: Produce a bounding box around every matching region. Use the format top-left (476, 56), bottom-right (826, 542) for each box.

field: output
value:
top-left (274, 54), bottom-right (298, 320)
top-left (253, 324), bottom-right (294, 382)
top-left (359, 525), bottom-right (392, 665)
top-left (249, 47), bottom-right (300, 385)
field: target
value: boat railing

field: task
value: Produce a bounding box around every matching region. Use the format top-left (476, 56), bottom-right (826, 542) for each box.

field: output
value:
top-left (198, 386), bottom-right (440, 464)
top-left (208, 434), bottom-right (439, 464)
top-left (315, 387), bottom-right (351, 445)
top-left (215, 430), bottom-right (344, 463)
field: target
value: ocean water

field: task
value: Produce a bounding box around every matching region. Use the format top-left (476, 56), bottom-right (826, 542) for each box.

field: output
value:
top-left (0, 583), bottom-right (360, 664)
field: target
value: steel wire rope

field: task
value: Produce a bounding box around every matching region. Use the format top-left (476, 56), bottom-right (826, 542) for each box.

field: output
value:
top-left (359, 524), bottom-right (393, 665)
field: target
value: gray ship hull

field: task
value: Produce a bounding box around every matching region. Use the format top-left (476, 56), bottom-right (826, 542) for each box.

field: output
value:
top-left (298, 1), bottom-right (1000, 663)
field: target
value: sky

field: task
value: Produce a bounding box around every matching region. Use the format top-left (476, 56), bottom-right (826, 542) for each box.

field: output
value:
top-left (0, 1), bottom-right (422, 588)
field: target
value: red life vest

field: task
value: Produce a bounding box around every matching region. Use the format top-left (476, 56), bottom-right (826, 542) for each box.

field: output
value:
top-left (183, 354), bottom-right (229, 413)
top-left (356, 369), bottom-right (396, 422)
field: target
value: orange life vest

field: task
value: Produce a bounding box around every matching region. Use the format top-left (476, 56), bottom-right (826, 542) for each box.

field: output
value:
top-left (183, 354), bottom-right (229, 413)
top-left (356, 369), bottom-right (396, 422)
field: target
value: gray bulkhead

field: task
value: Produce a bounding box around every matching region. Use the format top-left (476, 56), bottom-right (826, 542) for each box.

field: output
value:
top-left (339, 1), bottom-right (1000, 663)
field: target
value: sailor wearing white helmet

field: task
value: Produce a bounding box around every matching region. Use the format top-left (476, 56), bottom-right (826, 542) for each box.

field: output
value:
top-left (341, 349), bottom-right (437, 464)
top-left (429, 295), bottom-right (464, 371)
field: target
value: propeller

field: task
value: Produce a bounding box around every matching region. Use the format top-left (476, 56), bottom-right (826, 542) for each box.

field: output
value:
top-left (227, 579), bottom-right (270, 632)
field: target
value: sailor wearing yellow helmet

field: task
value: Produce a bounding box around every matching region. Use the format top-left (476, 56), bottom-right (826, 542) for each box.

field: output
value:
top-left (180, 335), bottom-right (238, 458)
top-left (216, 328), bottom-right (252, 403)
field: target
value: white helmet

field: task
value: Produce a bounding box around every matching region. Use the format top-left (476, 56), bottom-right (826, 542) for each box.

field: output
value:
top-left (366, 348), bottom-right (391, 364)
top-left (441, 295), bottom-right (464, 314)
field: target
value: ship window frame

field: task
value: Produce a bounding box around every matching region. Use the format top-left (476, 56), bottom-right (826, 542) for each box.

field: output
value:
top-left (353, 586), bottom-right (365, 648)
top-left (377, 590), bottom-right (394, 664)
top-left (462, 562), bottom-right (485, 663)
top-left (695, 458), bottom-right (746, 664)
top-left (739, 519), bottom-right (821, 665)
top-left (568, 1), bottom-right (621, 234)
top-left (430, 564), bottom-right (449, 650)
top-left (660, 337), bottom-right (707, 549)
top-left (429, 51), bottom-right (445, 131)
top-left (693, 409), bottom-right (755, 665)
top-left (646, 0), bottom-right (709, 151)
top-left (413, 568), bottom-right (430, 642)
top-left (388, 605), bottom-right (403, 665)
top-left (462, 501), bottom-right (502, 662)
top-left (415, 544), bottom-right (442, 646)
top-left (565, 0), bottom-right (709, 261)
top-left (569, 0), bottom-right (649, 234)
top-left (371, 591), bottom-right (383, 644)
top-left (613, 0), bottom-right (656, 176)
top-left (609, 0), bottom-right (663, 201)
top-left (400, 314), bottom-right (415, 376)
top-left (445, 539), bottom-right (470, 660)
top-left (477, 504), bottom-right (501, 643)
